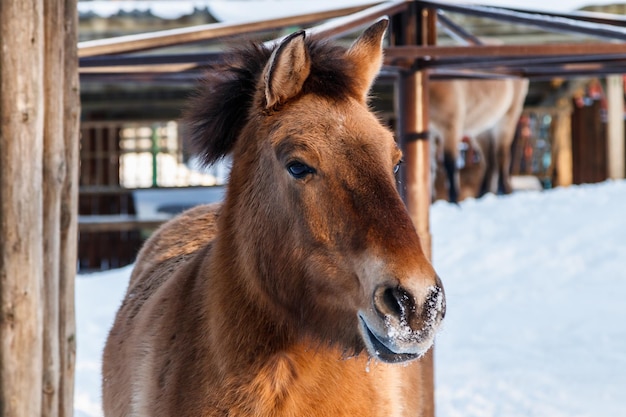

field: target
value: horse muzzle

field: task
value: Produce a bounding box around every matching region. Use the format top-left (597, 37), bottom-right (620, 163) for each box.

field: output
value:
top-left (358, 279), bottom-right (446, 364)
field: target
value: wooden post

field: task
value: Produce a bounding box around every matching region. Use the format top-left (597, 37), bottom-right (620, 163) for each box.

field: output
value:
top-left (392, 3), bottom-right (437, 417)
top-left (1, 1), bottom-right (78, 416)
top-left (59, 1), bottom-right (80, 415)
top-left (43, 1), bottom-right (66, 415)
top-left (553, 103), bottom-right (573, 187)
top-left (606, 74), bottom-right (625, 179)
top-left (0, 1), bottom-right (45, 417)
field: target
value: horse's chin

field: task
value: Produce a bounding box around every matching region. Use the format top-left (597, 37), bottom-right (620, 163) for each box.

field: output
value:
top-left (358, 315), bottom-right (433, 364)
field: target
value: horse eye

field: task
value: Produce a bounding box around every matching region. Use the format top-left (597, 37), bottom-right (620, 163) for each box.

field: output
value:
top-left (287, 161), bottom-right (315, 179)
top-left (393, 160), bottom-right (403, 174)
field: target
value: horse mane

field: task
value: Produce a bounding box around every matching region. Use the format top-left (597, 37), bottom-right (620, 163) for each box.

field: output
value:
top-left (184, 35), bottom-right (360, 166)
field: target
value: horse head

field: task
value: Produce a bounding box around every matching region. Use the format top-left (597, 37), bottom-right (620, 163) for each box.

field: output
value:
top-left (187, 19), bottom-right (445, 364)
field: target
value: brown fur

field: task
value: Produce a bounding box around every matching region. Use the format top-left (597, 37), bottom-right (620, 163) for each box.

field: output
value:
top-left (430, 78), bottom-right (529, 202)
top-left (102, 20), bottom-right (445, 417)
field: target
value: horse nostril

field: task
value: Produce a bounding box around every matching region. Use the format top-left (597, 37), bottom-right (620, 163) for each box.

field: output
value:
top-left (375, 286), bottom-right (414, 321)
top-left (382, 287), bottom-right (403, 317)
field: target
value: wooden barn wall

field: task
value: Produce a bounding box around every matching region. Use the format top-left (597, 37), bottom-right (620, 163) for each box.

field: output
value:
top-left (571, 98), bottom-right (608, 184)
top-left (79, 124), bottom-right (143, 271)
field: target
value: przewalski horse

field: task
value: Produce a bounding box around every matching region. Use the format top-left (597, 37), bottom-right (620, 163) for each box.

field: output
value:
top-left (429, 77), bottom-right (529, 202)
top-left (102, 20), bottom-right (445, 417)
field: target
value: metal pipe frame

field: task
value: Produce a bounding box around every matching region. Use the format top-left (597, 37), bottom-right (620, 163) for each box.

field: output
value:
top-left (435, 10), bottom-right (483, 45)
top-left (78, 2), bottom-right (382, 57)
top-left (415, 0), bottom-right (626, 41)
top-left (79, 1), bottom-right (626, 82)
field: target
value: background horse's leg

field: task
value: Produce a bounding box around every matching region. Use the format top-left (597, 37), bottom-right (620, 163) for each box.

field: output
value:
top-left (477, 130), bottom-right (496, 197)
top-left (496, 142), bottom-right (513, 194)
top-left (440, 116), bottom-right (465, 204)
top-left (496, 79), bottom-right (529, 195)
top-left (494, 114), bottom-right (519, 195)
top-left (443, 150), bottom-right (460, 203)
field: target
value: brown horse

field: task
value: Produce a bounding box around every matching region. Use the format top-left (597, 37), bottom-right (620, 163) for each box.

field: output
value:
top-left (102, 20), bottom-right (445, 417)
top-left (430, 77), bottom-right (529, 202)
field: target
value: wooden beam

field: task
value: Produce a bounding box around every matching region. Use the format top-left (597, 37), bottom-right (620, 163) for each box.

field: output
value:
top-left (80, 63), bottom-right (200, 74)
top-left (79, 215), bottom-right (167, 232)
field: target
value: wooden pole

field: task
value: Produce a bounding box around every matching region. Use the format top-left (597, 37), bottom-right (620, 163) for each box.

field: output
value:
top-left (393, 3), bottom-right (436, 417)
top-left (606, 74), bottom-right (625, 179)
top-left (59, 1), bottom-right (80, 415)
top-left (0, 1), bottom-right (45, 416)
top-left (42, 1), bottom-right (66, 415)
top-left (1, 1), bottom-right (78, 416)
top-left (553, 103), bottom-right (573, 187)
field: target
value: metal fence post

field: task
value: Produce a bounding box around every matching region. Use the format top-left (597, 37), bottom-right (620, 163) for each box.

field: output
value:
top-left (392, 2), bottom-right (437, 416)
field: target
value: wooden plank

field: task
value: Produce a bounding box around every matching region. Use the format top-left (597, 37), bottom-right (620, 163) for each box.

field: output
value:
top-left (80, 63), bottom-right (199, 74)
top-left (79, 215), bottom-right (168, 232)
top-left (0, 1), bottom-right (45, 416)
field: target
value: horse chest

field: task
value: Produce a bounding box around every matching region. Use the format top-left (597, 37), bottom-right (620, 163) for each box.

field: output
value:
top-left (207, 350), bottom-right (417, 417)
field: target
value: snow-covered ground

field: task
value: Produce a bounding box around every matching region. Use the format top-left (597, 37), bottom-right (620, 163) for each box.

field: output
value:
top-left (75, 180), bottom-right (626, 417)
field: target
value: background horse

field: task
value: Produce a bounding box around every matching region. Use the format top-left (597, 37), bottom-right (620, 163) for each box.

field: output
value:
top-left (430, 77), bottom-right (529, 202)
top-left (102, 20), bottom-right (445, 417)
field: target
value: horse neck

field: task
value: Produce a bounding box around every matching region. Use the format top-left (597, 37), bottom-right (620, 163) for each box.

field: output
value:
top-left (199, 208), bottom-right (298, 370)
top-left (196, 237), bottom-right (389, 415)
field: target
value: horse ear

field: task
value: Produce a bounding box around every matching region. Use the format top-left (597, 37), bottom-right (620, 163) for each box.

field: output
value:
top-left (345, 19), bottom-right (388, 102)
top-left (263, 31), bottom-right (311, 109)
